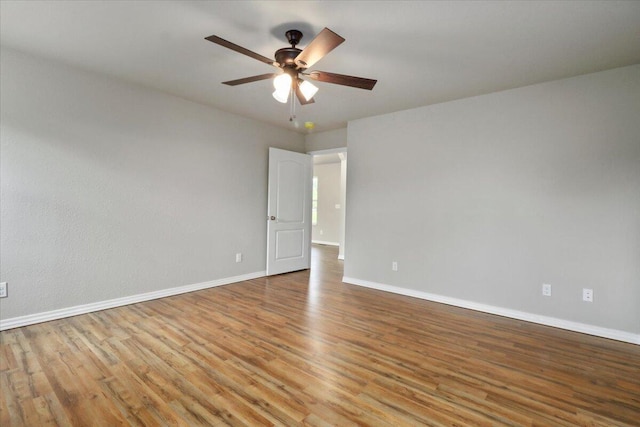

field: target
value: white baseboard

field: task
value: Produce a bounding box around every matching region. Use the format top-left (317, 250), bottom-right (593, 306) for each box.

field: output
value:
top-left (342, 276), bottom-right (639, 345)
top-left (0, 271), bottom-right (265, 331)
top-left (312, 240), bottom-right (340, 246)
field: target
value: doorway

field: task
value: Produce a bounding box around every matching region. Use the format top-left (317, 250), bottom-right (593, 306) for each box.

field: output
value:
top-left (265, 147), bottom-right (346, 277)
top-left (266, 148), bottom-right (312, 276)
top-left (310, 149), bottom-right (347, 260)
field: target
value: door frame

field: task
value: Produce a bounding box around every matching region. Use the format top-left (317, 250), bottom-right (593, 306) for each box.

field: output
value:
top-left (307, 147), bottom-right (348, 260)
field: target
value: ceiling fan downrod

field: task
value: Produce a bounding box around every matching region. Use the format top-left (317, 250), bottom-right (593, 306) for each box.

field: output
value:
top-left (285, 30), bottom-right (303, 48)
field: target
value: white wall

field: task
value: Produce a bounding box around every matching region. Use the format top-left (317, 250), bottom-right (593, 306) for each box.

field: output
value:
top-left (0, 48), bottom-right (304, 323)
top-left (345, 65), bottom-right (640, 339)
top-left (312, 162), bottom-right (342, 245)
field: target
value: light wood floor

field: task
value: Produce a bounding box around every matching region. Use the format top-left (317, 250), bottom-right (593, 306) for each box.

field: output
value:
top-left (1, 245), bottom-right (639, 426)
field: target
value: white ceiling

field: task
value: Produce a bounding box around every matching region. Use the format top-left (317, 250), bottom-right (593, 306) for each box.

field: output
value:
top-left (2, 1), bottom-right (639, 134)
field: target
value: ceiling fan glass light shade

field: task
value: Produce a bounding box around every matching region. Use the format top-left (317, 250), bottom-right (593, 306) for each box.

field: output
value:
top-left (272, 89), bottom-right (289, 103)
top-left (272, 73), bottom-right (292, 103)
top-left (273, 73), bottom-right (292, 90)
top-left (299, 80), bottom-right (319, 101)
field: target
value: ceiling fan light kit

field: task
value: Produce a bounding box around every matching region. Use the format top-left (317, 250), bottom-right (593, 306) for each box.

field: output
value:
top-left (205, 27), bottom-right (377, 121)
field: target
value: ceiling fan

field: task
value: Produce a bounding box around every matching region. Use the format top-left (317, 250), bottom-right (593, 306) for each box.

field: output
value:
top-left (205, 28), bottom-right (377, 109)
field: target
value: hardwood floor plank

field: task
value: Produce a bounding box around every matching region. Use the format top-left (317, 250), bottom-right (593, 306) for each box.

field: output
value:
top-left (0, 337), bottom-right (19, 372)
top-left (1, 371), bottom-right (21, 425)
top-left (302, 382), bottom-right (396, 427)
top-left (301, 412), bottom-right (344, 427)
top-left (1, 244), bottom-right (639, 426)
top-left (103, 363), bottom-right (188, 426)
top-left (14, 396), bottom-right (50, 426)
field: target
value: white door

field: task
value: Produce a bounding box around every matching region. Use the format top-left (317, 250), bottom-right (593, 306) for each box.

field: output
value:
top-left (266, 148), bottom-right (312, 275)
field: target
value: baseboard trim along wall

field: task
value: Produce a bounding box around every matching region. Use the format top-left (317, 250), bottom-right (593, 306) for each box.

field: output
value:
top-left (0, 271), bottom-right (266, 331)
top-left (312, 240), bottom-right (340, 246)
top-left (342, 276), bottom-right (640, 345)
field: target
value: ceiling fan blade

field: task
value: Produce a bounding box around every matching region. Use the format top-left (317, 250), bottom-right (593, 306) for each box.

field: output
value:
top-left (308, 71), bottom-right (377, 90)
top-left (295, 84), bottom-right (315, 105)
top-left (294, 28), bottom-right (345, 69)
top-left (205, 35), bottom-right (277, 67)
top-left (222, 73), bottom-right (277, 86)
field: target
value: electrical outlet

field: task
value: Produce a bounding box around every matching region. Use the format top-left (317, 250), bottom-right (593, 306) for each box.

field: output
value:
top-left (392, 261), bottom-right (398, 271)
top-left (0, 282), bottom-right (7, 298)
top-left (542, 283), bottom-right (552, 297)
top-left (583, 288), bottom-right (593, 302)
top-left (235, 253), bottom-right (242, 263)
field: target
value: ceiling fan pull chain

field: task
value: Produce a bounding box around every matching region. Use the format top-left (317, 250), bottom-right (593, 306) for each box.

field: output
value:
top-left (289, 89), bottom-right (296, 121)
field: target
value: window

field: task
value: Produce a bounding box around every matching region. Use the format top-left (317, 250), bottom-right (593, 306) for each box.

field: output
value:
top-left (312, 176), bottom-right (318, 225)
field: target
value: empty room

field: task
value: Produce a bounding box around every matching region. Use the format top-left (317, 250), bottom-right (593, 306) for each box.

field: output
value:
top-left (1, 1), bottom-right (639, 426)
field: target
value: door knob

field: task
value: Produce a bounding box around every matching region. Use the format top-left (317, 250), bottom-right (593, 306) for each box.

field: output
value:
top-left (269, 216), bottom-right (276, 220)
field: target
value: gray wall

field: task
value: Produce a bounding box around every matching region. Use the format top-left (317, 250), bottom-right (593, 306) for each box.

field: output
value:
top-left (0, 48), bottom-right (304, 321)
top-left (305, 128), bottom-right (347, 152)
top-left (312, 162), bottom-right (342, 244)
top-left (345, 65), bottom-right (640, 335)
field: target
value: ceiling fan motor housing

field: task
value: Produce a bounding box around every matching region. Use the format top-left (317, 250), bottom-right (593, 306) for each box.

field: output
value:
top-left (275, 30), bottom-right (305, 69)
top-left (275, 47), bottom-right (303, 69)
